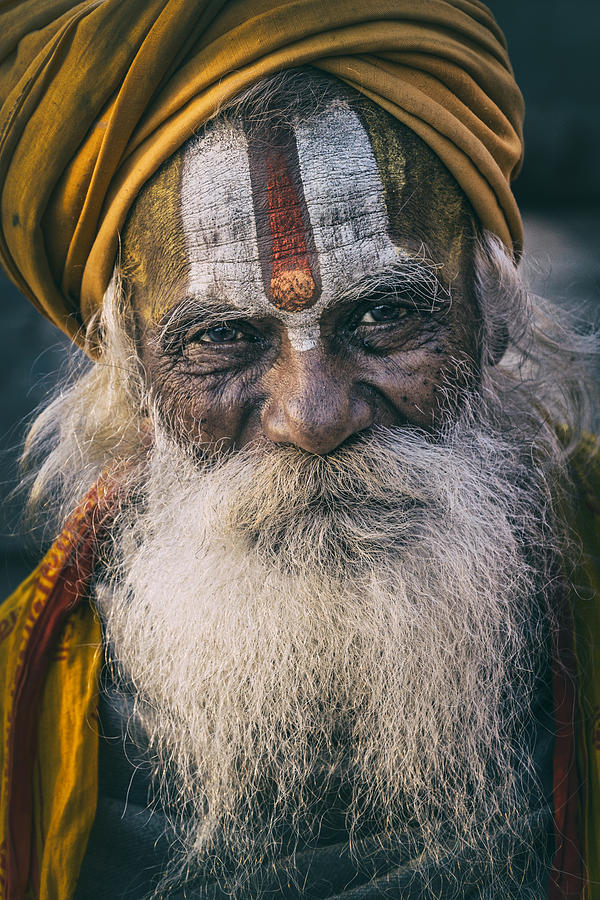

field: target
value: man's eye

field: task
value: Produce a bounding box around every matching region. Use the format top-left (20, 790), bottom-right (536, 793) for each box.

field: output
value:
top-left (198, 324), bottom-right (244, 343)
top-left (360, 304), bottom-right (407, 325)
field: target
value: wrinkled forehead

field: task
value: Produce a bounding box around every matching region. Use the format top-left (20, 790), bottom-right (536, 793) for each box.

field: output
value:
top-left (123, 97), bottom-right (473, 330)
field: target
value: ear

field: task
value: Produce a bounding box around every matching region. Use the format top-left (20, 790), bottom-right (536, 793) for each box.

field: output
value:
top-left (487, 321), bottom-right (509, 366)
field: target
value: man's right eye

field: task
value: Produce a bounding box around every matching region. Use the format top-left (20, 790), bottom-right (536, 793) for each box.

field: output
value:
top-left (197, 324), bottom-right (244, 343)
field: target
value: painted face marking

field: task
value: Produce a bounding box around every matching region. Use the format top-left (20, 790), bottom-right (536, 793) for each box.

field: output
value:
top-left (293, 101), bottom-right (401, 301)
top-left (177, 103), bottom-right (408, 353)
top-left (267, 147), bottom-right (316, 310)
top-left (247, 124), bottom-right (321, 313)
top-left (286, 323), bottom-right (321, 352)
top-left (180, 123), bottom-right (264, 309)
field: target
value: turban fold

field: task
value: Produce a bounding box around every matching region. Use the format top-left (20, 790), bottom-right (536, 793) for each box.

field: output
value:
top-left (0, 0), bottom-right (524, 348)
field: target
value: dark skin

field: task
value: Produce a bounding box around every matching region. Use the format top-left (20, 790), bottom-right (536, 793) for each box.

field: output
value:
top-left (124, 104), bottom-right (484, 455)
top-left (138, 269), bottom-right (480, 454)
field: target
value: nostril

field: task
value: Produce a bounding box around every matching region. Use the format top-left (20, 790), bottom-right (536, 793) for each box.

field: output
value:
top-left (261, 392), bottom-right (373, 455)
top-left (260, 397), bottom-right (288, 443)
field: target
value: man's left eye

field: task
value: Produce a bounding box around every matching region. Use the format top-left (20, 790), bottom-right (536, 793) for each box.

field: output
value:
top-left (199, 324), bottom-right (244, 343)
top-left (360, 304), bottom-right (407, 325)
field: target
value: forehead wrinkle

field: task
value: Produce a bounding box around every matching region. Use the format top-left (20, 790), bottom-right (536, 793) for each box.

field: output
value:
top-left (128, 82), bottom-right (474, 333)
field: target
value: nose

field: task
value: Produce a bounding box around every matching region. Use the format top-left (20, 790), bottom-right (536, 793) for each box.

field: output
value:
top-left (261, 350), bottom-right (373, 455)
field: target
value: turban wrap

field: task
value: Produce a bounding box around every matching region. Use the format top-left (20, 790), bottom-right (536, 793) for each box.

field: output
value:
top-left (0, 0), bottom-right (524, 349)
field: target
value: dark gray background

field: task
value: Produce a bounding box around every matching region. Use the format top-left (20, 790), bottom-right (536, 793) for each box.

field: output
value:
top-left (1, 1), bottom-right (599, 597)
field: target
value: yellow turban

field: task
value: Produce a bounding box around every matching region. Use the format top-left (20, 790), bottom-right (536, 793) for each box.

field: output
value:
top-left (0, 0), bottom-right (524, 348)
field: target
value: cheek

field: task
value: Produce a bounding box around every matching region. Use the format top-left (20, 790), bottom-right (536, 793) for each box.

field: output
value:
top-left (145, 358), bottom-right (256, 447)
top-left (177, 384), bottom-right (252, 446)
top-left (368, 339), bottom-right (478, 429)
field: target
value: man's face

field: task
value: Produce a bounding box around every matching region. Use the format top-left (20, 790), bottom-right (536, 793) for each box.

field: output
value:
top-left (123, 97), bottom-right (480, 453)
top-left (108, 89), bottom-right (552, 893)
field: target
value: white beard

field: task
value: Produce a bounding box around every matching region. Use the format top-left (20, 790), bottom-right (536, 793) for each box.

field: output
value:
top-left (97, 421), bottom-right (556, 895)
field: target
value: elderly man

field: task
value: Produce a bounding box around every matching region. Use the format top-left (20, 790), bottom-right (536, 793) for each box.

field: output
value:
top-left (0, 2), bottom-right (598, 899)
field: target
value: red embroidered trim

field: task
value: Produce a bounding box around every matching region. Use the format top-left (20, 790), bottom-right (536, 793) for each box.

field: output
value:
top-left (548, 582), bottom-right (585, 898)
top-left (5, 477), bottom-right (119, 899)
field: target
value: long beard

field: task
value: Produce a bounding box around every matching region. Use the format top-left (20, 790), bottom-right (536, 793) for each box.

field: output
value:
top-left (98, 420), bottom-right (557, 895)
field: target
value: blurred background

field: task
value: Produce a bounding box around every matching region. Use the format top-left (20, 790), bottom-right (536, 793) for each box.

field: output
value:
top-left (1, 0), bottom-right (599, 597)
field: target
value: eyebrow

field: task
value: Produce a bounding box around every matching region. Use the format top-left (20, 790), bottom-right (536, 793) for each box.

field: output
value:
top-left (332, 256), bottom-right (451, 311)
top-left (158, 295), bottom-right (260, 347)
top-left (158, 253), bottom-right (451, 343)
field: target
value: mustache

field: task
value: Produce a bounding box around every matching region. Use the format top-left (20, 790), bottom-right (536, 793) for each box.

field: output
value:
top-left (190, 422), bottom-right (525, 570)
top-left (206, 427), bottom-right (435, 566)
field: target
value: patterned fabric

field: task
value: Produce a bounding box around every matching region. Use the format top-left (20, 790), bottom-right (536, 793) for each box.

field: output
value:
top-left (0, 439), bottom-right (599, 898)
top-left (0, 479), bottom-right (118, 899)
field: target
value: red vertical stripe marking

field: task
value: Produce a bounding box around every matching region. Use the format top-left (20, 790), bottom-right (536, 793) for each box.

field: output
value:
top-left (265, 145), bottom-right (317, 312)
top-left (247, 123), bottom-right (321, 312)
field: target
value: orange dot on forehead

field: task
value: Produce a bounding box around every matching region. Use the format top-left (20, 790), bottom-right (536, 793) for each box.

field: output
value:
top-left (270, 268), bottom-right (315, 312)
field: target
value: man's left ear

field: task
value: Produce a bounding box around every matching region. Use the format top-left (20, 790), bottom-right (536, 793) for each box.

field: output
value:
top-left (486, 321), bottom-right (509, 366)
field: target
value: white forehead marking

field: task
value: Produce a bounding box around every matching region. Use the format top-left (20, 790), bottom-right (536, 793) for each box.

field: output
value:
top-left (180, 123), bottom-right (321, 351)
top-left (277, 100), bottom-right (401, 349)
top-left (180, 102), bottom-right (400, 353)
top-left (293, 100), bottom-right (399, 302)
top-left (181, 122), bottom-right (263, 306)
top-left (289, 334), bottom-right (317, 351)
top-left (286, 324), bottom-right (320, 352)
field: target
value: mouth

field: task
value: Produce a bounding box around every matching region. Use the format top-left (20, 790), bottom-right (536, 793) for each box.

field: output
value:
top-left (234, 487), bottom-right (429, 574)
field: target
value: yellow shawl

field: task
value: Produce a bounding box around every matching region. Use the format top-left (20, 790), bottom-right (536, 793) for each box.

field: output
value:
top-left (0, 479), bottom-right (114, 899)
